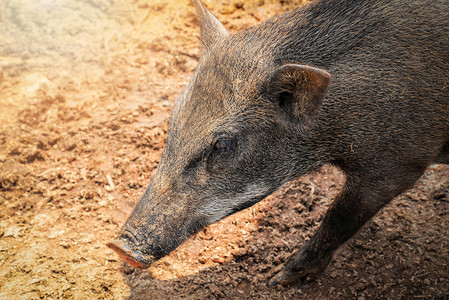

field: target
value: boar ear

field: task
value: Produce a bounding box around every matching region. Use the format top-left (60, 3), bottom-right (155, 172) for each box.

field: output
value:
top-left (193, 0), bottom-right (229, 52)
top-left (266, 64), bottom-right (331, 125)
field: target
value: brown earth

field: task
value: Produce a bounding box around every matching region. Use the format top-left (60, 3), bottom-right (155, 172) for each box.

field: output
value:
top-left (0, 0), bottom-right (448, 299)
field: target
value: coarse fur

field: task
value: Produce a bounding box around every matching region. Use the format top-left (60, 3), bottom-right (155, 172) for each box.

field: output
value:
top-left (110, 0), bottom-right (449, 287)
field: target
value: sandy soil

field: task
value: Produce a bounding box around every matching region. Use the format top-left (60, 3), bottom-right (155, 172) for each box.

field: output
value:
top-left (0, 0), bottom-right (448, 299)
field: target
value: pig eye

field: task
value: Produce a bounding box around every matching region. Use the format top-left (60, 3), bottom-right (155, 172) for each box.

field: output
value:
top-left (213, 138), bottom-right (235, 153)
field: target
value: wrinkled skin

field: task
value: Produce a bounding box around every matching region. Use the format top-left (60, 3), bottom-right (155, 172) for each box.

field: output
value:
top-left (108, 0), bottom-right (449, 287)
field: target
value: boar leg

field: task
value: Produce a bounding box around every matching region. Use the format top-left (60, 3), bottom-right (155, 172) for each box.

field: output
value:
top-left (267, 165), bottom-right (425, 287)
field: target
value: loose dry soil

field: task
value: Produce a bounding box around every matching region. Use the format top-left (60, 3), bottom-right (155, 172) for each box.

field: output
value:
top-left (0, 0), bottom-right (448, 299)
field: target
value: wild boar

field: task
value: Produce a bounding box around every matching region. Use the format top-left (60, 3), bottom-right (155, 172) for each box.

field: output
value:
top-left (108, 0), bottom-right (449, 286)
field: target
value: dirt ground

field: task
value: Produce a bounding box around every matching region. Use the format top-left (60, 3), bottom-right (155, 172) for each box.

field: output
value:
top-left (0, 0), bottom-right (448, 299)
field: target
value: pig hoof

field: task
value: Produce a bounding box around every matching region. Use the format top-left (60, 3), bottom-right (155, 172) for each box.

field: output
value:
top-left (267, 255), bottom-right (332, 287)
top-left (267, 269), bottom-right (300, 287)
top-left (267, 262), bottom-right (316, 287)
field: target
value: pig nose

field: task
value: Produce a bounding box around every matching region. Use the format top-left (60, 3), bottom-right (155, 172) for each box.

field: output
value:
top-left (107, 238), bottom-right (154, 269)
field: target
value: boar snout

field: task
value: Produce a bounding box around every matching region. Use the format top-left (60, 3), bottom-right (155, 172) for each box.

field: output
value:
top-left (108, 174), bottom-right (210, 269)
top-left (107, 231), bottom-right (155, 269)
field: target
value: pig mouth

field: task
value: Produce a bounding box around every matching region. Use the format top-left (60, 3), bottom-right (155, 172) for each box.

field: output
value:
top-left (107, 232), bottom-right (155, 269)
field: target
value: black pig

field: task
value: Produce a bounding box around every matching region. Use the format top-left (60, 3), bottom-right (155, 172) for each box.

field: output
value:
top-left (108, 0), bottom-right (449, 286)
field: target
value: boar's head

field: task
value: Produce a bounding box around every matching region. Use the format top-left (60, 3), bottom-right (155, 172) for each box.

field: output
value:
top-left (108, 0), bottom-right (330, 269)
